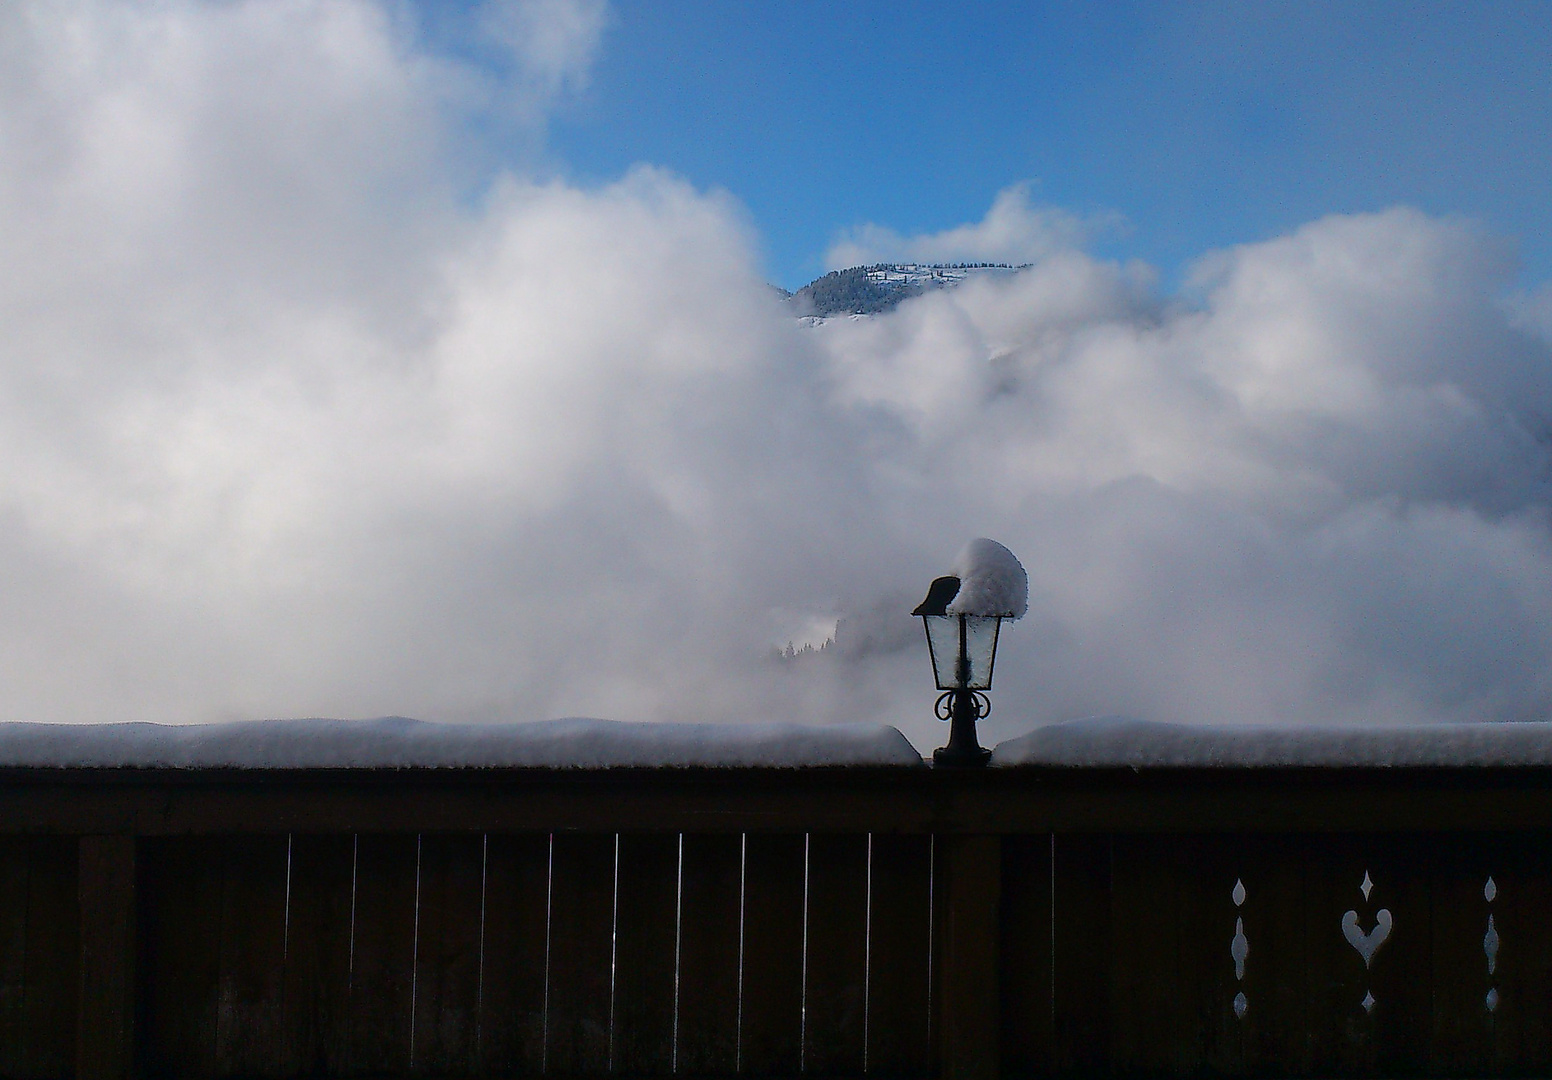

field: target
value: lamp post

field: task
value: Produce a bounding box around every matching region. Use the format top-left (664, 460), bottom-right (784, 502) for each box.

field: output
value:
top-left (915, 576), bottom-right (1002, 767)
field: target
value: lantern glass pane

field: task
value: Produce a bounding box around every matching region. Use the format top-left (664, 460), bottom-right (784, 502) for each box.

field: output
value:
top-left (921, 614), bottom-right (1002, 690)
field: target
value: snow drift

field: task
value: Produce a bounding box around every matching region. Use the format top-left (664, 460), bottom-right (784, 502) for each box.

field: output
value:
top-left (0, 716), bottom-right (922, 769)
top-left (993, 716), bottom-right (1552, 768)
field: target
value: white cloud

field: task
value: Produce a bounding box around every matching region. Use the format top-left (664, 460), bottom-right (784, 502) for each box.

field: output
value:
top-left (478, 0), bottom-right (608, 108)
top-left (825, 184), bottom-right (1121, 270)
top-left (2, 1), bottom-right (1552, 750)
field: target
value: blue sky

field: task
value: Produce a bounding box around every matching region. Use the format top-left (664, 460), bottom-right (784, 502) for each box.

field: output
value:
top-left (530, 1), bottom-right (1552, 291)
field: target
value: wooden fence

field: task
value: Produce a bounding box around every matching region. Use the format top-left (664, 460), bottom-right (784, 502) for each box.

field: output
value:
top-left (4, 762), bottom-right (1552, 1079)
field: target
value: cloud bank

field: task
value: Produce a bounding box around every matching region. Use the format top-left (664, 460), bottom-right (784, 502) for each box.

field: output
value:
top-left (824, 185), bottom-right (1118, 270)
top-left (3, 1), bottom-right (1552, 750)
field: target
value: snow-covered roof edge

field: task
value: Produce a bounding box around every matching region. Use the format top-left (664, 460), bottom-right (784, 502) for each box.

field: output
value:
top-left (992, 715), bottom-right (1552, 768)
top-left (0, 717), bottom-right (924, 770)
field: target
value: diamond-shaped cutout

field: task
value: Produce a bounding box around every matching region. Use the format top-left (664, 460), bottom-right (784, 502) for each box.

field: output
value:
top-left (1362, 991), bottom-right (1377, 1014)
top-left (1361, 871), bottom-right (1374, 900)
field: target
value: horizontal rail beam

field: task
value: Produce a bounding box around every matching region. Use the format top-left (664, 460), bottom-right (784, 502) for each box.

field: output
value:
top-left (0, 766), bottom-right (1549, 834)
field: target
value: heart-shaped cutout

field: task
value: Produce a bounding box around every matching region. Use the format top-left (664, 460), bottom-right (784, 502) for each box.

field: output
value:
top-left (1342, 908), bottom-right (1392, 969)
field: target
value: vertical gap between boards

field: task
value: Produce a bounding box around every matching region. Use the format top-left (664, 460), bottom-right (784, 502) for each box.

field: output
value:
top-left (609, 832), bottom-right (620, 1073)
top-left (736, 831), bottom-right (747, 1075)
top-left (672, 831), bottom-right (685, 1073)
top-left (800, 832), bottom-right (810, 1074)
top-left (863, 832), bottom-right (873, 1073)
top-left (409, 832), bottom-right (422, 1069)
top-left (542, 832), bottom-right (555, 1074)
top-left (477, 832), bottom-right (489, 1061)
top-left (925, 833), bottom-right (935, 1054)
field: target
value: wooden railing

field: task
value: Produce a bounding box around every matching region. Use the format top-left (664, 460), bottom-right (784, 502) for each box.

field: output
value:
top-left (4, 761), bottom-right (1552, 1078)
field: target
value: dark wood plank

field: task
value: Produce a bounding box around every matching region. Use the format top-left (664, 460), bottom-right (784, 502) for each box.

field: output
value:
top-left (934, 834), bottom-right (999, 1080)
top-left (612, 833), bottom-right (678, 1075)
top-left (1234, 834), bottom-right (1310, 1077)
top-left (676, 833), bottom-right (743, 1075)
top-left (136, 837), bottom-right (221, 1079)
top-left (0, 838), bottom-right (30, 1075)
top-left (22, 838), bottom-right (78, 1080)
top-left (410, 833), bottom-right (485, 1073)
top-left (1369, 838), bottom-right (1434, 1073)
top-left (78, 836), bottom-right (136, 1080)
top-left (214, 835), bottom-right (289, 1077)
top-left (344, 833), bottom-right (418, 1073)
top-left (1491, 834), bottom-right (1552, 1073)
top-left (805, 833), bottom-right (869, 1074)
top-left (1109, 834), bottom-right (1182, 1075)
top-left (1176, 836), bottom-right (1242, 1077)
top-left (868, 833), bottom-right (933, 1077)
top-left (30, 763), bottom-right (1552, 840)
top-left (1051, 833), bottom-right (1109, 1079)
top-left (280, 833), bottom-right (355, 1076)
top-left (1299, 834), bottom-right (1376, 1076)
top-left (999, 834), bottom-right (1052, 1078)
top-left (25, 763), bottom-right (1552, 839)
top-left (739, 833), bottom-right (805, 1075)
top-left (1299, 835), bottom-right (1434, 1076)
top-left (1429, 835), bottom-right (1496, 1075)
top-left (545, 832), bottom-right (616, 1074)
top-left (1309, 836), bottom-right (1425, 1075)
top-left (1108, 834), bottom-right (1240, 1076)
top-left (478, 833), bottom-right (550, 1073)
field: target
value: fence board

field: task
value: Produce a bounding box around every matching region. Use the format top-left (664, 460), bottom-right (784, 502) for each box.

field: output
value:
top-left (344, 834), bottom-right (417, 1074)
top-left (1110, 834), bottom-right (1183, 1075)
top-left (24, 839), bottom-right (77, 1080)
top-left (613, 832), bottom-right (679, 1074)
top-left (1491, 836), bottom-right (1552, 1072)
top-left (935, 834), bottom-right (1000, 1080)
top-left (1295, 836), bottom-right (1424, 1075)
top-left (410, 833), bottom-right (485, 1073)
top-left (1429, 837), bottom-right (1495, 1074)
top-left (280, 834), bottom-right (355, 1076)
top-left (138, 837), bottom-right (224, 1077)
top-left (1051, 833), bottom-right (1110, 1078)
top-left (0, 839), bottom-right (77, 1079)
top-left (804, 833), bottom-right (869, 1074)
top-left (0, 839), bottom-right (30, 1074)
top-left (79, 836), bottom-right (135, 1080)
top-left (676, 833), bottom-right (743, 1075)
top-left (1371, 839), bottom-right (1434, 1073)
top-left (212, 835), bottom-right (289, 1077)
top-left (865, 833), bottom-right (933, 1076)
top-left (740, 833), bottom-right (805, 1075)
top-left (1178, 837), bottom-right (1241, 1076)
top-left (478, 833), bottom-right (550, 1073)
top-left (1235, 834), bottom-right (1310, 1077)
top-left (999, 834), bottom-right (1052, 1078)
top-left (546, 832), bottom-right (616, 1074)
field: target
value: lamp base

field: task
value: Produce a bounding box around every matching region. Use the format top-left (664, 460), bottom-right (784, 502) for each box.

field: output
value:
top-left (933, 744), bottom-right (992, 768)
top-left (933, 688), bottom-right (992, 767)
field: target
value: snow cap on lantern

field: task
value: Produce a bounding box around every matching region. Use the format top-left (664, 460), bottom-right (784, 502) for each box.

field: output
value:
top-left (945, 537), bottom-right (1028, 619)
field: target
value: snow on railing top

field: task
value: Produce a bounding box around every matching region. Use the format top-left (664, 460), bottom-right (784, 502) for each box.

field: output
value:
top-left (992, 715), bottom-right (1552, 768)
top-left (0, 716), bottom-right (923, 770)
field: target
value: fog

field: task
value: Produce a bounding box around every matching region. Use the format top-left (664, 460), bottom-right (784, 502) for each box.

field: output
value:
top-left (4, 1), bottom-right (1552, 749)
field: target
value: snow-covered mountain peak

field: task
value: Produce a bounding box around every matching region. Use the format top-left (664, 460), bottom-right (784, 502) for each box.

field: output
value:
top-left (788, 262), bottom-right (1028, 318)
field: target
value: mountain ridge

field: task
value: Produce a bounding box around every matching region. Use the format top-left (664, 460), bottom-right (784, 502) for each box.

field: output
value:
top-left (786, 262), bottom-right (1028, 318)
